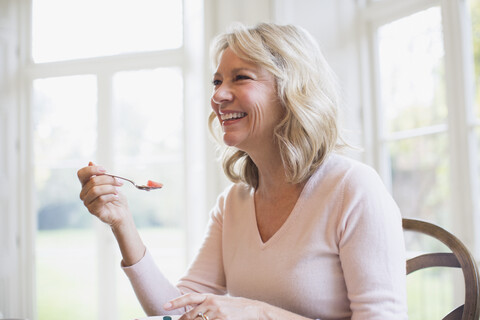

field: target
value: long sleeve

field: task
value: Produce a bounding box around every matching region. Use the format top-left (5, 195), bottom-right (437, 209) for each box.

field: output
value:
top-left (336, 163), bottom-right (408, 319)
top-left (176, 192), bottom-right (228, 294)
top-left (122, 250), bottom-right (183, 316)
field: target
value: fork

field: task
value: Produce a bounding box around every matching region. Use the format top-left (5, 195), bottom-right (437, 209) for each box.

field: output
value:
top-left (104, 173), bottom-right (162, 191)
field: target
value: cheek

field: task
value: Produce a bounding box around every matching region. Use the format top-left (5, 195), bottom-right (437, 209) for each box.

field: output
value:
top-left (250, 104), bottom-right (264, 133)
top-left (246, 92), bottom-right (279, 119)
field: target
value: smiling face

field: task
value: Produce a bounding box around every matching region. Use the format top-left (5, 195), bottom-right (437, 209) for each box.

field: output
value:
top-left (211, 48), bottom-right (283, 153)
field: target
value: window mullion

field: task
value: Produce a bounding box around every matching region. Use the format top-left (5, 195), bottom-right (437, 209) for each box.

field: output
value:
top-left (96, 72), bottom-right (119, 320)
top-left (183, 0), bottom-right (207, 263)
top-left (383, 124), bottom-right (448, 141)
top-left (27, 50), bottom-right (183, 79)
top-left (441, 0), bottom-right (479, 251)
top-left (365, 20), bottom-right (393, 190)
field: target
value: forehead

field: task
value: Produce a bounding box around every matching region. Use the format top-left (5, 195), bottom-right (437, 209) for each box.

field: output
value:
top-left (214, 47), bottom-right (273, 80)
top-left (216, 48), bottom-right (258, 70)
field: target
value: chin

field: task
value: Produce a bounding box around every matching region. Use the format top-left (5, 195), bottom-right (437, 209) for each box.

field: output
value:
top-left (222, 130), bottom-right (252, 150)
top-left (222, 135), bottom-right (243, 148)
top-left (223, 139), bottom-right (238, 147)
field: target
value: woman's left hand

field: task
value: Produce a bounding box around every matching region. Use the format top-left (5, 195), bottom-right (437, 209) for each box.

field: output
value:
top-left (164, 293), bottom-right (262, 320)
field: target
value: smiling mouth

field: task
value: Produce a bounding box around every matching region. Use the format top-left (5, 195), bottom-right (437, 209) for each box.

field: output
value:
top-left (220, 112), bottom-right (247, 121)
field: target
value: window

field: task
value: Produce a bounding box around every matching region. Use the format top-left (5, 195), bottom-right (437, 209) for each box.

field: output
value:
top-left (377, 7), bottom-right (449, 224)
top-left (361, 0), bottom-right (479, 318)
top-left (29, 1), bottom-right (205, 319)
top-left (376, 7), bottom-right (453, 318)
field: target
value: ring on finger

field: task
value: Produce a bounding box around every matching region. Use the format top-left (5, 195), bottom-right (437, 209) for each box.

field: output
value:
top-left (197, 312), bottom-right (209, 320)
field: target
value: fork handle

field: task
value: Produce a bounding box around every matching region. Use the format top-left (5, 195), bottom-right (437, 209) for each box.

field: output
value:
top-left (104, 173), bottom-right (135, 186)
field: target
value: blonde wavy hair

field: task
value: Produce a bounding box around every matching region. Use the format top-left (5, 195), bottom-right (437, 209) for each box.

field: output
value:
top-left (208, 23), bottom-right (345, 188)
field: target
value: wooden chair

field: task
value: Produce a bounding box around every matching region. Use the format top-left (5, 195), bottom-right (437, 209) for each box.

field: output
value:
top-left (403, 218), bottom-right (480, 320)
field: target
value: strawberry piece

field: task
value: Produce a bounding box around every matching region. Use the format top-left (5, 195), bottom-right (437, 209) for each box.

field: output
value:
top-left (147, 180), bottom-right (163, 188)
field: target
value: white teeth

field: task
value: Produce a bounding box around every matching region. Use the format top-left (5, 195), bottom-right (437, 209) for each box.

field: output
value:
top-left (221, 112), bottom-right (247, 121)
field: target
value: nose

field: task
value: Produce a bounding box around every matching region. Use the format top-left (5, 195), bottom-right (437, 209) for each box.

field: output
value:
top-left (211, 84), bottom-right (233, 106)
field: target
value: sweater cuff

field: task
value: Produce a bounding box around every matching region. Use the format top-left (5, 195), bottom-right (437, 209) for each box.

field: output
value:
top-left (121, 248), bottom-right (152, 275)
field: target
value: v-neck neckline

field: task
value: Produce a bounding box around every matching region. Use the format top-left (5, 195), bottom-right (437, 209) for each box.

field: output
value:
top-left (249, 178), bottom-right (312, 249)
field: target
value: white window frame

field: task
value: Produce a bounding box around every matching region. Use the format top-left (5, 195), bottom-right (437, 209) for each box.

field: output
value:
top-left (16, 0), bottom-right (208, 319)
top-left (358, 0), bottom-right (480, 254)
top-left (4, 1), bottom-right (275, 318)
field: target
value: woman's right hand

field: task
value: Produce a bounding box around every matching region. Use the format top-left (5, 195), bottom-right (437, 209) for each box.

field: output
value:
top-left (77, 162), bottom-right (130, 228)
top-left (78, 162), bottom-right (147, 266)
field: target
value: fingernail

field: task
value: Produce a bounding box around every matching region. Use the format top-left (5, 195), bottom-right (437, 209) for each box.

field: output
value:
top-left (163, 302), bottom-right (172, 310)
top-left (98, 166), bottom-right (106, 173)
top-left (115, 178), bottom-right (124, 186)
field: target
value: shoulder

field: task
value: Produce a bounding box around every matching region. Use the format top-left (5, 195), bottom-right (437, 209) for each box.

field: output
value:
top-left (310, 153), bottom-right (399, 219)
top-left (311, 153), bottom-right (383, 191)
top-left (211, 182), bottom-right (253, 218)
top-left (216, 183), bottom-right (252, 206)
top-left (324, 155), bottom-right (402, 226)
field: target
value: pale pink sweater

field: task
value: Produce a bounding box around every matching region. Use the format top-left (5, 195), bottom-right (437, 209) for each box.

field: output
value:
top-left (123, 154), bottom-right (408, 319)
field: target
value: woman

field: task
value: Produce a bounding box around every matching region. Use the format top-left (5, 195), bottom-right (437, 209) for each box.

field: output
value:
top-left (78, 23), bottom-right (407, 319)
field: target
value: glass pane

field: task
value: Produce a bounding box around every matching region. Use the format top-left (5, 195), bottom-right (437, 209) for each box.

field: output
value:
top-left (32, 0), bottom-right (183, 63)
top-left (33, 75), bottom-right (98, 319)
top-left (389, 133), bottom-right (455, 319)
top-left (378, 7), bottom-right (447, 133)
top-left (404, 229), bottom-right (461, 320)
top-left (388, 133), bottom-right (450, 224)
top-left (33, 76), bottom-right (97, 165)
top-left (404, 225), bottom-right (454, 319)
top-left (112, 68), bottom-right (185, 319)
top-left (113, 68), bottom-right (183, 163)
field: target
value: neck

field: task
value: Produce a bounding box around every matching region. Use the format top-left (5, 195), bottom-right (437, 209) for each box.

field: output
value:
top-left (248, 144), bottom-right (304, 199)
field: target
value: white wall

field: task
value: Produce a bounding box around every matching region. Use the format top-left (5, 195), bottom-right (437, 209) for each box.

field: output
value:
top-left (203, 0), bottom-right (277, 204)
top-left (274, 0), bottom-right (364, 159)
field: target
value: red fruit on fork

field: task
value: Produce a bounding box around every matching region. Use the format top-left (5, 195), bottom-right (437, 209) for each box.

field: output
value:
top-left (147, 180), bottom-right (163, 188)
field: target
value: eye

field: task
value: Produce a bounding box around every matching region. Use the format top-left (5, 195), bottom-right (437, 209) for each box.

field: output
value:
top-left (235, 75), bottom-right (252, 81)
top-left (212, 79), bottom-right (222, 86)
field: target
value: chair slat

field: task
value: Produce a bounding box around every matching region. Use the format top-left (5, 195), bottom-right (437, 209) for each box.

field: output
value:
top-left (443, 305), bottom-right (464, 320)
top-left (407, 252), bottom-right (460, 274)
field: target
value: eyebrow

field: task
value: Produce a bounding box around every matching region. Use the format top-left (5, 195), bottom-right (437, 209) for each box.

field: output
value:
top-left (213, 67), bottom-right (258, 77)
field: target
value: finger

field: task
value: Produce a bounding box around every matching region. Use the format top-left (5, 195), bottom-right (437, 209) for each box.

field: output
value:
top-left (164, 293), bottom-right (207, 311)
top-left (80, 175), bottom-right (123, 201)
top-left (77, 162), bottom-right (106, 186)
top-left (183, 310), bottom-right (211, 320)
top-left (82, 184), bottom-right (119, 207)
top-left (87, 193), bottom-right (121, 216)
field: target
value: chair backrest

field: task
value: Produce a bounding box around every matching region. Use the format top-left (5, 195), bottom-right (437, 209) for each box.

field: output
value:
top-left (403, 218), bottom-right (480, 320)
